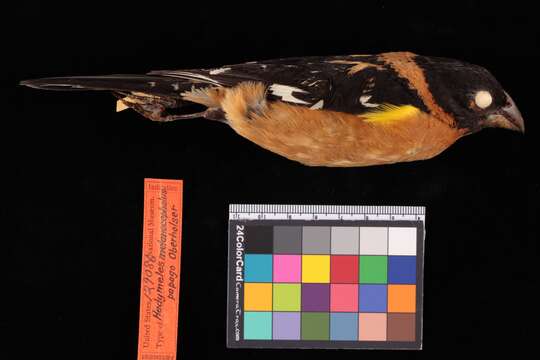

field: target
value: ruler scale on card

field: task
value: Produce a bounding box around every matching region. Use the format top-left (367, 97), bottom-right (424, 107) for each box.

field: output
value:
top-left (229, 204), bottom-right (426, 221)
top-left (227, 204), bottom-right (425, 350)
top-left (138, 179), bottom-right (183, 360)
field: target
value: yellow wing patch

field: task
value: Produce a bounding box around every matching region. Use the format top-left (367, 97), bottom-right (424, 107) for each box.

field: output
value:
top-left (361, 104), bottom-right (421, 124)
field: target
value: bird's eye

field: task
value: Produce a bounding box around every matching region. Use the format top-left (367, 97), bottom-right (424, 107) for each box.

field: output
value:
top-left (474, 90), bottom-right (493, 109)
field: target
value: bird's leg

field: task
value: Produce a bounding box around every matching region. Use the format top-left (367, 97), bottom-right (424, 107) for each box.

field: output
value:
top-left (204, 108), bottom-right (227, 122)
top-left (131, 101), bottom-right (225, 122)
top-left (157, 111), bottom-right (208, 122)
top-left (113, 92), bottom-right (206, 122)
top-left (126, 102), bottom-right (176, 122)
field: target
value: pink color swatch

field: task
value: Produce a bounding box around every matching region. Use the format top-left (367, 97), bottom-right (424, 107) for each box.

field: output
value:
top-left (273, 255), bottom-right (301, 282)
top-left (330, 284), bottom-right (358, 312)
top-left (359, 313), bottom-right (387, 341)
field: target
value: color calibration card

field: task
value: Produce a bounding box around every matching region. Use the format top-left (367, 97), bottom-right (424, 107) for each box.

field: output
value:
top-left (227, 205), bottom-right (425, 350)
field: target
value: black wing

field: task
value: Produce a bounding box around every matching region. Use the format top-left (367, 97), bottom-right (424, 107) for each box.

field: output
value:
top-left (20, 55), bottom-right (428, 116)
top-left (148, 55), bottom-right (425, 115)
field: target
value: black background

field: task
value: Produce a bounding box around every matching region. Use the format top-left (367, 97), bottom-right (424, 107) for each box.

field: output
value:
top-left (6, 1), bottom-right (539, 359)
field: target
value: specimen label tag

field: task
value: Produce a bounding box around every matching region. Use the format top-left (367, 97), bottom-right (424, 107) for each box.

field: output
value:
top-left (138, 179), bottom-right (183, 360)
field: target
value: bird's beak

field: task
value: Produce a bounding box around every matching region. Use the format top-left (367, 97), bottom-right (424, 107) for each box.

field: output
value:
top-left (487, 91), bottom-right (525, 133)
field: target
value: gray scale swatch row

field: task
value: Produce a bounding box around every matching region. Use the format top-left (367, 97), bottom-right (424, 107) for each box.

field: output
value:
top-left (273, 226), bottom-right (415, 255)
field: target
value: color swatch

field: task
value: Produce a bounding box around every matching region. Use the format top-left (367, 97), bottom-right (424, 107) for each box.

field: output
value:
top-left (228, 214), bottom-right (424, 350)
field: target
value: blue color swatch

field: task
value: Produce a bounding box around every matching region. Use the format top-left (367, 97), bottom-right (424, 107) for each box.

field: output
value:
top-left (330, 313), bottom-right (359, 340)
top-left (245, 254), bottom-right (273, 282)
top-left (388, 256), bottom-right (416, 284)
top-left (359, 284), bottom-right (387, 312)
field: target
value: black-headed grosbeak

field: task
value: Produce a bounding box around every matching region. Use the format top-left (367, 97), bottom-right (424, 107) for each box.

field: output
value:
top-left (21, 52), bottom-right (524, 167)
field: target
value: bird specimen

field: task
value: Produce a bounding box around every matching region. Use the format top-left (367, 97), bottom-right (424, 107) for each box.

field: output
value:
top-left (21, 52), bottom-right (524, 167)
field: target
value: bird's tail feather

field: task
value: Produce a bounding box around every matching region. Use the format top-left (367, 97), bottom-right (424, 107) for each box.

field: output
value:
top-left (20, 74), bottom-right (218, 121)
top-left (20, 74), bottom-right (193, 96)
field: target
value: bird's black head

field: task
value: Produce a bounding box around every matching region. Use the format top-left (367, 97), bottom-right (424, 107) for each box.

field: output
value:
top-left (415, 55), bottom-right (524, 134)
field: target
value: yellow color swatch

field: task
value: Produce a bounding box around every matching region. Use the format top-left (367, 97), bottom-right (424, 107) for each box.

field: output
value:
top-left (302, 255), bottom-right (330, 283)
top-left (388, 285), bottom-right (416, 313)
top-left (244, 283), bottom-right (273, 311)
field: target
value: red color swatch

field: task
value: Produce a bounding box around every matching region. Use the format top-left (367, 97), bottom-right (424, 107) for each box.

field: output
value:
top-left (331, 255), bottom-right (359, 283)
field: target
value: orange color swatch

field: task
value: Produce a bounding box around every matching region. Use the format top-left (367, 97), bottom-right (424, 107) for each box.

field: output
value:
top-left (244, 283), bottom-right (273, 311)
top-left (388, 285), bottom-right (416, 313)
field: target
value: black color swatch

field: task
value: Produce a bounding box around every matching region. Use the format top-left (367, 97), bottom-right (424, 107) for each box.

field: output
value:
top-left (245, 226), bottom-right (274, 253)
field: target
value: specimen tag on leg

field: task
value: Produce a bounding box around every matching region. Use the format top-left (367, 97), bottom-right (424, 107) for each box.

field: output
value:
top-left (137, 179), bottom-right (183, 360)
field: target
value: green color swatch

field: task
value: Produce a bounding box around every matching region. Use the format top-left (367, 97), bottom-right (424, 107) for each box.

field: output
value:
top-left (273, 284), bottom-right (301, 311)
top-left (360, 256), bottom-right (388, 283)
top-left (301, 312), bottom-right (330, 340)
